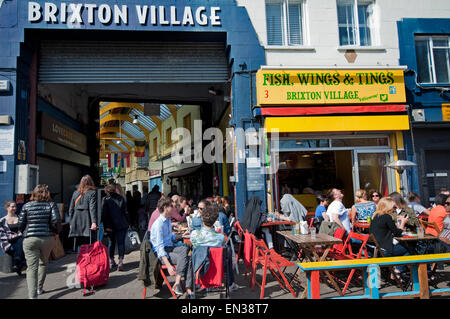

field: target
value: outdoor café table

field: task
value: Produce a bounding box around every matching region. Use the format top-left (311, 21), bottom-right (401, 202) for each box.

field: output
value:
top-left (394, 233), bottom-right (439, 255)
top-left (276, 231), bottom-right (344, 298)
top-left (261, 220), bottom-right (296, 252)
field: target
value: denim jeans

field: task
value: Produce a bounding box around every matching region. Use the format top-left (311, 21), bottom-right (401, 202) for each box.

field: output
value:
top-left (109, 229), bottom-right (127, 260)
top-left (385, 243), bottom-right (410, 272)
top-left (6, 237), bottom-right (26, 269)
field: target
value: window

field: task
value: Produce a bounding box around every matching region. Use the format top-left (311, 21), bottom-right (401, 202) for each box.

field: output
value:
top-left (266, 0), bottom-right (304, 46)
top-left (415, 36), bottom-right (450, 84)
top-left (166, 127), bottom-right (172, 145)
top-left (337, 0), bottom-right (375, 46)
top-left (183, 113), bottom-right (191, 134)
top-left (153, 137), bottom-right (158, 155)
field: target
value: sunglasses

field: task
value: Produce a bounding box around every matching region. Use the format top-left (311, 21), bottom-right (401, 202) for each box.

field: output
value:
top-left (372, 194), bottom-right (380, 198)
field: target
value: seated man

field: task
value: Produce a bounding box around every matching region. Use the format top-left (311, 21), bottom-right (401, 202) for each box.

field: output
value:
top-left (149, 197), bottom-right (194, 299)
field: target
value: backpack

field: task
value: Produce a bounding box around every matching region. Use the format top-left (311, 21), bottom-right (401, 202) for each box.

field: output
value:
top-left (76, 241), bottom-right (110, 295)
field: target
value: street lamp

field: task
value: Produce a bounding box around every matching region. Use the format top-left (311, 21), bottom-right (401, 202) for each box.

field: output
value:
top-left (385, 160), bottom-right (417, 198)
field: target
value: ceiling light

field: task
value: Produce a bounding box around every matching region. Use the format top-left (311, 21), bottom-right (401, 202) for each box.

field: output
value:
top-left (301, 154), bottom-right (311, 158)
top-left (296, 141), bottom-right (303, 145)
top-left (133, 115), bottom-right (139, 124)
top-left (313, 152), bottom-right (323, 155)
top-left (115, 140), bottom-right (121, 145)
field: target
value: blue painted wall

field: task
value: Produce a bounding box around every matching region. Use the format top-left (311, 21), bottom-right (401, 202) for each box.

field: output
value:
top-left (0, 0), bottom-right (266, 218)
top-left (397, 18), bottom-right (450, 203)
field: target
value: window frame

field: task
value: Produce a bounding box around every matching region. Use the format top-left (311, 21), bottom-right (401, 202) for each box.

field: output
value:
top-left (265, 0), bottom-right (307, 47)
top-left (415, 35), bottom-right (450, 85)
top-left (336, 0), bottom-right (375, 47)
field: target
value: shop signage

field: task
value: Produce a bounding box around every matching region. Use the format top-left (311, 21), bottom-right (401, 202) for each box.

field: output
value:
top-left (27, 2), bottom-right (221, 27)
top-left (256, 69), bottom-right (406, 105)
top-left (0, 125), bottom-right (14, 155)
top-left (40, 113), bottom-right (87, 153)
top-left (442, 104), bottom-right (450, 121)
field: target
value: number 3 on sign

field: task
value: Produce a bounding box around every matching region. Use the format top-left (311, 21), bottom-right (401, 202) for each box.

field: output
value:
top-left (264, 90), bottom-right (269, 98)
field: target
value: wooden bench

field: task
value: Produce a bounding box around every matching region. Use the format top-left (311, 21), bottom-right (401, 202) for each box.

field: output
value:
top-left (297, 253), bottom-right (450, 299)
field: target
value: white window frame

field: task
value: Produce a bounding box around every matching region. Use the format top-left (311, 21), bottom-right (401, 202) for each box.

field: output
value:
top-left (336, 0), bottom-right (376, 47)
top-left (265, 0), bottom-right (307, 47)
top-left (415, 35), bottom-right (450, 84)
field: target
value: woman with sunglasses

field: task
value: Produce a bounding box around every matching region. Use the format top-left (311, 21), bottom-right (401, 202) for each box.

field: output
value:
top-left (369, 190), bottom-right (382, 205)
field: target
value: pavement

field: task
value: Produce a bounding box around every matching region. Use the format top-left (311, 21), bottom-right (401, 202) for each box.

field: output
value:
top-left (1, 248), bottom-right (449, 300)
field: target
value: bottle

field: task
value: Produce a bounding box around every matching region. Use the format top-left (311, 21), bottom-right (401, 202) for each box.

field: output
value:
top-left (367, 216), bottom-right (371, 224)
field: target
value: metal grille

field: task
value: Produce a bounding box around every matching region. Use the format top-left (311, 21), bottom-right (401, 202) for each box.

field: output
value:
top-left (39, 41), bottom-right (228, 84)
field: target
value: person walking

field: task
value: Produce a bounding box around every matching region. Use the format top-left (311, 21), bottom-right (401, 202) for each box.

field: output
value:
top-left (68, 175), bottom-right (98, 251)
top-left (102, 184), bottom-right (130, 271)
top-left (18, 185), bottom-right (61, 299)
top-left (0, 200), bottom-right (26, 275)
top-left (145, 185), bottom-right (162, 220)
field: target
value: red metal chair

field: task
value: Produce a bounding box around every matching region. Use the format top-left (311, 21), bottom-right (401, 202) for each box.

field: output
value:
top-left (142, 262), bottom-right (179, 299)
top-left (243, 229), bottom-right (253, 279)
top-left (193, 247), bottom-right (229, 298)
top-left (249, 234), bottom-right (297, 299)
top-left (329, 231), bottom-right (370, 295)
top-left (159, 263), bottom-right (179, 299)
top-left (234, 220), bottom-right (245, 265)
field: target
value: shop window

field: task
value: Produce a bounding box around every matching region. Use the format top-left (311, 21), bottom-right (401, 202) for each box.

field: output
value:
top-left (337, 0), bottom-right (375, 46)
top-left (332, 137), bottom-right (388, 147)
top-left (266, 0), bottom-right (304, 46)
top-left (415, 36), bottom-right (450, 84)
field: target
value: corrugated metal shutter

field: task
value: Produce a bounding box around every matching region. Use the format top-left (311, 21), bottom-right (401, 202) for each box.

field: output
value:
top-left (39, 40), bottom-right (228, 84)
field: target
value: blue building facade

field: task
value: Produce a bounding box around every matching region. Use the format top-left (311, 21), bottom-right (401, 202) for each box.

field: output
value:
top-left (398, 18), bottom-right (450, 205)
top-left (0, 0), bottom-right (267, 218)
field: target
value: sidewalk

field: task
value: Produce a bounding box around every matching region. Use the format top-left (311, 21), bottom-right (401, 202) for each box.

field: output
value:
top-left (1, 249), bottom-right (449, 299)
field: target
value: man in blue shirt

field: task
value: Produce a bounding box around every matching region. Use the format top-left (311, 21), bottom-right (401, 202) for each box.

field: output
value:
top-left (150, 198), bottom-right (193, 298)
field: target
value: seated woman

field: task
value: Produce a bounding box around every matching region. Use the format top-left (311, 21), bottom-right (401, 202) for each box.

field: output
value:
top-left (389, 192), bottom-right (420, 233)
top-left (350, 189), bottom-right (376, 224)
top-left (0, 200), bottom-right (26, 275)
top-left (370, 197), bottom-right (409, 277)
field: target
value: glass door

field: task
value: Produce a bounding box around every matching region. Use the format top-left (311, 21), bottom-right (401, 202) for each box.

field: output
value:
top-left (353, 150), bottom-right (395, 197)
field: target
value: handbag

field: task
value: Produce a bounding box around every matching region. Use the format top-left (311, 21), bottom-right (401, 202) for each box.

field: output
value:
top-left (124, 230), bottom-right (141, 254)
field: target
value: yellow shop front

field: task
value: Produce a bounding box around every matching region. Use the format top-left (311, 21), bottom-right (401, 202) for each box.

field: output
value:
top-left (255, 67), bottom-right (410, 211)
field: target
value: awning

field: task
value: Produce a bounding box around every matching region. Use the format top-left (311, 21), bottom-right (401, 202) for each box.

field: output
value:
top-left (254, 104), bottom-right (407, 117)
top-left (265, 114), bottom-right (410, 133)
top-left (167, 165), bottom-right (202, 178)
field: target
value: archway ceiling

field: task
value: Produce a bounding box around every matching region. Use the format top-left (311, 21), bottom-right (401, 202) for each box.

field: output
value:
top-left (99, 102), bottom-right (182, 153)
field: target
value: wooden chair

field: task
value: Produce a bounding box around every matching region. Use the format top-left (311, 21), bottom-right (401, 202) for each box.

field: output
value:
top-left (249, 234), bottom-right (296, 299)
top-left (368, 234), bottom-right (406, 291)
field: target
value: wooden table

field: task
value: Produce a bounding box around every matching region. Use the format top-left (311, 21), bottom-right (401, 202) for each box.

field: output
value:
top-left (394, 234), bottom-right (438, 242)
top-left (261, 220), bottom-right (296, 252)
top-left (276, 231), bottom-right (344, 298)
